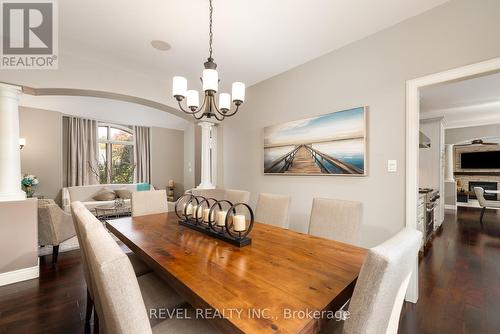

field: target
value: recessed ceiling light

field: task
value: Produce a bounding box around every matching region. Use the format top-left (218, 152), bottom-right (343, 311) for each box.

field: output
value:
top-left (151, 40), bottom-right (171, 51)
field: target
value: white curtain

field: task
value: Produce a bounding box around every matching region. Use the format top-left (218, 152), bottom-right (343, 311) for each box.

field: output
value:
top-left (133, 126), bottom-right (151, 183)
top-left (63, 116), bottom-right (98, 186)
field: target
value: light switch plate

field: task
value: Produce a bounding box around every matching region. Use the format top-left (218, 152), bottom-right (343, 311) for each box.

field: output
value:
top-left (387, 160), bottom-right (397, 172)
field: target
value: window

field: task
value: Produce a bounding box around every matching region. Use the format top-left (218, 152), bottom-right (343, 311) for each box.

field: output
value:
top-left (98, 124), bottom-right (134, 184)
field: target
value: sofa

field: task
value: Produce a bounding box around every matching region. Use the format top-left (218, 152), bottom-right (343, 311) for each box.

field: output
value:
top-left (62, 183), bottom-right (156, 213)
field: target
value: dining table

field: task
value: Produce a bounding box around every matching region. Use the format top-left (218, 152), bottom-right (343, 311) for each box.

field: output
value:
top-left (106, 213), bottom-right (367, 334)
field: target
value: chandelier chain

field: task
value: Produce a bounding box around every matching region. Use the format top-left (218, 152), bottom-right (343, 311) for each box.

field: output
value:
top-left (208, 0), bottom-right (214, 60)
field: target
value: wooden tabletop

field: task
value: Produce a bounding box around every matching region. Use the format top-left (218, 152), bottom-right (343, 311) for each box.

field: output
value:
top-left (107, 213), bottom-right (366, 334)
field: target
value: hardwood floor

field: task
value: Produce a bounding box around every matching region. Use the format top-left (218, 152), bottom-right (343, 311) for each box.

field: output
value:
top-left (0, 250), bottom-right (89, 334)
top-left (0, 207), bottom-right (499, 333)
top-left (399, 207), bottom-right (500, 334)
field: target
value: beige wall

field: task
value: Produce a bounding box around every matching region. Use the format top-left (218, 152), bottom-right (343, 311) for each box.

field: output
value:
top-left (222, 0), bottom-right (500, 247)
top-left (0, 199), bottom-right (38, 274)
top-left (19, 107), bottom-right (63, 202)
top-left (150, 127), bottom-right (185, 198)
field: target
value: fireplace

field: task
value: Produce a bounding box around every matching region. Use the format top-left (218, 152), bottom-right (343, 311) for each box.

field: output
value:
top-left (469, 181), bottom-right (498, 200)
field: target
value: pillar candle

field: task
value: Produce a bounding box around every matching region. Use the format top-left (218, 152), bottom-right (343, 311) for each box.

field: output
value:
top-left (203, 208), bottom-right (211, 223)
top-left (233, 215), bottom-right (246, 232)
top-left (185, 203), bottom-right (193, 215)
top-left (216, 210), bottom-right (227, 226)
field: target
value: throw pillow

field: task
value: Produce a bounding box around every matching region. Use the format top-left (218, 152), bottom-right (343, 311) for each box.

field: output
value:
top-left (115, 189), bottom-right (132, 199)
top-left (93, 189), bottom-right (116, 201)
top-left (136, 183), bottom-right (151, 191)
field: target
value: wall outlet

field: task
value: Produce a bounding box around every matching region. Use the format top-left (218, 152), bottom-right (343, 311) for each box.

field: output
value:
top-left (387, 160), bottom-right (397, 172)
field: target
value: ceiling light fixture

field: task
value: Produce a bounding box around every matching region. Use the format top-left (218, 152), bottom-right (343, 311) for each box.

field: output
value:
top-left (172, 0), bottom-right (245, 121)
top-left (151, 40), bottom-right (171, 51)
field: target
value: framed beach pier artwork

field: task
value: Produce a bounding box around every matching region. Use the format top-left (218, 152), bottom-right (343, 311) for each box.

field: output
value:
top-left (263, 106), bottom-right (367, 176)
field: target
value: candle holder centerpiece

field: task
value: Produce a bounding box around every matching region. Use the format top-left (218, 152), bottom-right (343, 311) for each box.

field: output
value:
top-left (175, 194), bottom-right (254, 247)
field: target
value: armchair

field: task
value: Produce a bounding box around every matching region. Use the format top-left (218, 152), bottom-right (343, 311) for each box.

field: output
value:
top-left (38, 199), bottom-right (76, 263)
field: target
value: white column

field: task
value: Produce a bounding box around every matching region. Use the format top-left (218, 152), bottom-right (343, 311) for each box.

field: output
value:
top-left (0, 84), bottom-right (25, 201)
top-left (445, 144), bottom-right (455, 182)
top-left (197, 121), bottom-right (215, 189)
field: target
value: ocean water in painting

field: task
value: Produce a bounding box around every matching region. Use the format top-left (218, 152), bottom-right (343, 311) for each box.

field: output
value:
top-left (264, 107), bottom-right (366, 174)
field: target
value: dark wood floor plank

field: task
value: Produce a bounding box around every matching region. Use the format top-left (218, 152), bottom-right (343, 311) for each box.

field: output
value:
top-left (399, 207), bottom-right (500, 334)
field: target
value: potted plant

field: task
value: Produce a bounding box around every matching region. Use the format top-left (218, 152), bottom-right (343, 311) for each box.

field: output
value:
top-left (21, 174), bottom-right (39, 198)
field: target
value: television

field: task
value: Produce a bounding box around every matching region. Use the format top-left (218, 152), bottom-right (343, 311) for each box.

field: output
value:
top-left (460, 150), bottom-right (500, 169)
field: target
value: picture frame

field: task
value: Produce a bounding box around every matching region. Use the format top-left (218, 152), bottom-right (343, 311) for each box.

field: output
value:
top-left (263, 106), bottom-right (368, 176)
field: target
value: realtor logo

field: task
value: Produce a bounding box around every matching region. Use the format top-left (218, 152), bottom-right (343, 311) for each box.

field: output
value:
top-left (1, 0), bottom-right (58, 69)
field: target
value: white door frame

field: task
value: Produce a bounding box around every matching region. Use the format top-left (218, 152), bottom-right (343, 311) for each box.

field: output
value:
top-left (405, 57), bottom-right (500, 303)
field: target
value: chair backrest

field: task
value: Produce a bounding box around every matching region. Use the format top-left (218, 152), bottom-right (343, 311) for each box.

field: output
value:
top-left (38, 202), bottom-right (76, 245)
top-left (85, 223), bottom-right (152, 334)
top-left (71, 201), bottom-right (102, 302)
top-left (343, 228), bottom-right (422, 334)
top-left (474, 187), bottom-right (487, 207)
top-left (191, 188), bottom-right (225, 201)
top-left (38, 204), bottom-right (58, 245)
top-left (190, 188), bottom-right (251, 205)
top-left (308, 198), bottom-right (362, 245)
top-left (255, 193), bottom-right (291, 228)
top-left (131, 190), bottom-right (168, 217)
top-left (225, 189), bottom-right (250, 205)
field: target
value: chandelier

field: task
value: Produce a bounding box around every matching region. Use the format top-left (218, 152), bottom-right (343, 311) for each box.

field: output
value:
top-left (172, 0), bottom-right (245, 121)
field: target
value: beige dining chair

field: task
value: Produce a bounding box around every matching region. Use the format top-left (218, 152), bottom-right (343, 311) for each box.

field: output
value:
top-left (71, 202), bottom-right (183, 331)
top-left (340, 228), bottom-right (422, 334)
top-left (38, 199), bottom-right (76, 264)
top-left (191, 188), bottom-right (251, 205)
top-left (474, 187), bottom-right (500, 228)
top-left (85, 221), bottom-right (220, 334)
top-left (255, 193), bottom-right (291, 228)
top-left (132, 190), bottom-right (169, 217)
top-left (225, 189), bottom-right (251, 205)
top-left (308, 198), bottom-right (362, 245)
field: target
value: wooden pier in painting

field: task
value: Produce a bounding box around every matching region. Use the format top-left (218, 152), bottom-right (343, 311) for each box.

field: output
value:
top-left (264, 144), bottom-right (363, 175)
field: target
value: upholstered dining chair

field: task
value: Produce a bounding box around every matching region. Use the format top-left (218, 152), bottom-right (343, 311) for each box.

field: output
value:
top-left (225, 189), bottom-right (251, 205)
top-left (38, 199), bottom-right (76, 264)
top-left (255, 193), bottom-right (291, 228)
top-left (308, 198), bottom-right (362, 245)
top-left (132, 190), bottom-right (169, 217)
top-left (474, 187), bottom-right (500, 228)
top-left (341, 228), bottom-right (422, 334)
top-left (84, 219), bottom-right (220, 334)
top-left (71, 202), bottom-right (181, 331)
top-left (191, 188), bottom-right (251, 204)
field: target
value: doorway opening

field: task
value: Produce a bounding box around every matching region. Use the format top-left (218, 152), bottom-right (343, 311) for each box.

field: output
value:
top-left (405, 57), bottom-right (500, 303)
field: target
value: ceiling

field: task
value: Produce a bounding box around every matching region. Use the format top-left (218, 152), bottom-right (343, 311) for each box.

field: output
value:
top-left (2, 0), bottom-right (449, 112)
top-left (420, 72), bottom-right (500, 129)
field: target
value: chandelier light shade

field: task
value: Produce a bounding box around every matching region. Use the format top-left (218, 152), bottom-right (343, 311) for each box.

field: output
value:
top-left (172, 0), bottom-right (245, 121)
top-left (172, 76), bottom-right (187, 97)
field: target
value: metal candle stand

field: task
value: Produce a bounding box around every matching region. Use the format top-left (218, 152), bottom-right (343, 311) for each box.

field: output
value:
top-left (175, 194), bottom-right (254, 247)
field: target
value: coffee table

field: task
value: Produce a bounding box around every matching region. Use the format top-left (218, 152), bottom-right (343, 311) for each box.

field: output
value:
top-left (94, 203), bottom-right (131, 220)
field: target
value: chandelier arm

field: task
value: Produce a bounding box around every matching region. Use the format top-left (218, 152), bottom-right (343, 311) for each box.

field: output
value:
top-left (210, 100), bottom-right (225, 121)
top-left (177, 93), bottom-right (208, 115)
top-left (193, 112), bottom-right (206, 120)
top-left (220, 104), bottom-right (240, 117)
top-left (210, 94), bottom-right (235, 119)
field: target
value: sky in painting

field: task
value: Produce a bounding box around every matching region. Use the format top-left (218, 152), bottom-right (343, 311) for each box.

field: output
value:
top-left (264, 107), bottom-right (365, 147)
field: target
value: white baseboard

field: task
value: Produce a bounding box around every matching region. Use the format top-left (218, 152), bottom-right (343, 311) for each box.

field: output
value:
top-left (0, 259), bottom-right (39, 287)
top-left (445, 204), bottom-right (457, 211)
